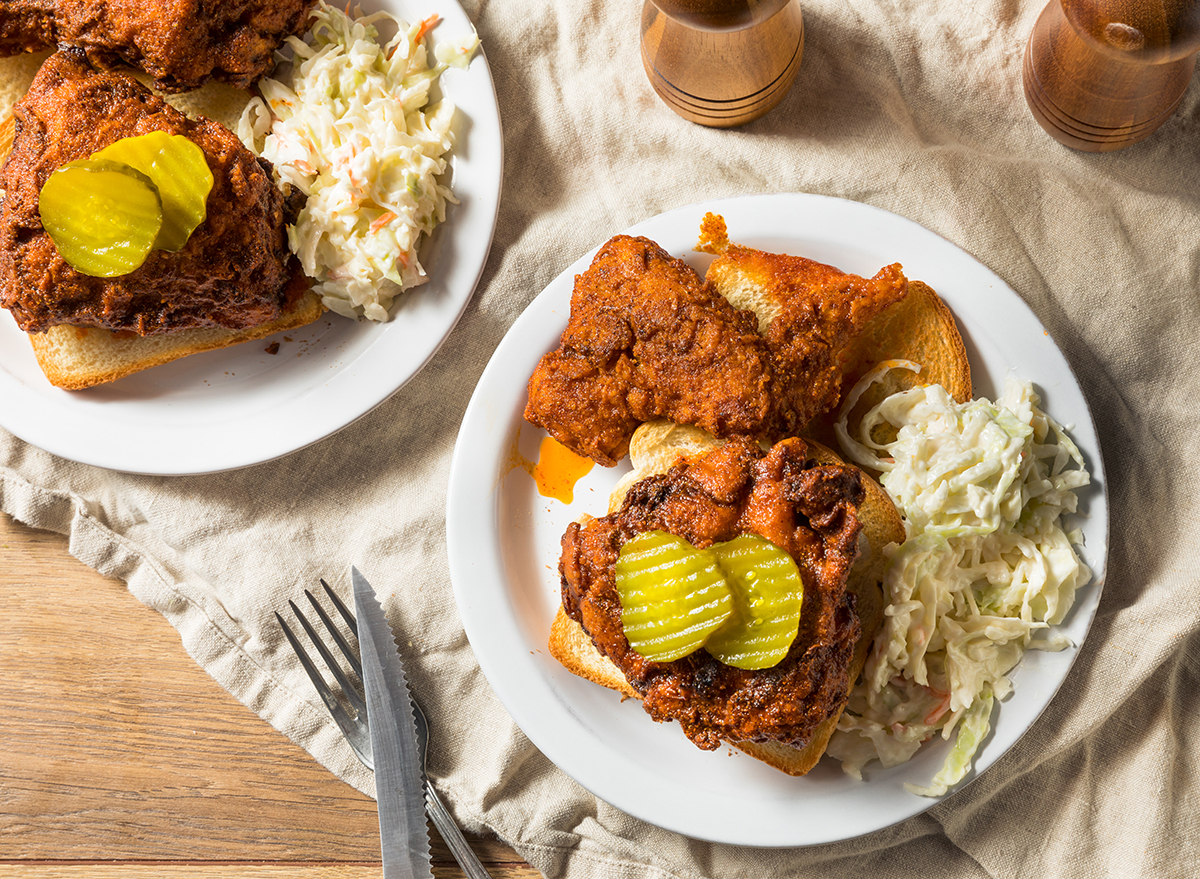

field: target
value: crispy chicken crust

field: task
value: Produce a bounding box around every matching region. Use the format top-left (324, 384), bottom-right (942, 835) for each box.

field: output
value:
top-left (0, 0), bottom-right (316, 92)
top-left (525, 235), bottom-right (777, 467)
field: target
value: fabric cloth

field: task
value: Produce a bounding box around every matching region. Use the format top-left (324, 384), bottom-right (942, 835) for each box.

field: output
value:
top-left (3, 0), bottom-right (1199, 875)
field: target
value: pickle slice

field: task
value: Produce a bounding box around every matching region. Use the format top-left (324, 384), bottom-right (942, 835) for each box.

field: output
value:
top-left (615, 530), bottom-right (734, 662)
top-left (704, 534), bottom-right (804, 670)
top-left (92, 131), bottom-right (213, 252)
top-left (38, 159), bottom-right (163, 278)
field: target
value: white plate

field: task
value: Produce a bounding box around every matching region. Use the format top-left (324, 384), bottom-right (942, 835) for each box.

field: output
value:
top-left (0, 0), bottom-right (501, 475)
top-left (447, 194), bottom-right (1109, 847)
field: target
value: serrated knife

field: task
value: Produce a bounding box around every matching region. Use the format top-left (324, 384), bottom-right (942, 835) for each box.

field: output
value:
top-left (351, 566), bottom-right (435, 879)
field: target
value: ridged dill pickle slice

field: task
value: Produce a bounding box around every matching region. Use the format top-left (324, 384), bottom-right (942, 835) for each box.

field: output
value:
top-left (38, 159), bottom-right (163, 278)
top-left (92, 131), bottom-right (213, 252)
top-left (615, 530), bottom-right (733, 662)
top-left (704, 534), bottom-right (804, 670)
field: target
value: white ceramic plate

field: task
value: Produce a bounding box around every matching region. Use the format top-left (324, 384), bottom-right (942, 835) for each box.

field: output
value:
top-left (0, 0), bottom-right (501, 475)
top-left (447, 193), bottom-right (1108, 847)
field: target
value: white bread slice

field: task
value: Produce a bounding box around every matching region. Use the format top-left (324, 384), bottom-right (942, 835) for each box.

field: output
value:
top-left (27, 288), bottom-right (325, 390)
top-left (549, 420), bottom-right (905, 776)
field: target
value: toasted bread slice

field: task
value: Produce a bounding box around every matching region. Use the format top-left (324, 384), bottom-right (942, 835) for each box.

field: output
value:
top-left (28, 287), bottom-right (324, 390)
top-left (549, 419), bottom-right (904, 776)
top-left (804, 279), bottom-right (971, 453)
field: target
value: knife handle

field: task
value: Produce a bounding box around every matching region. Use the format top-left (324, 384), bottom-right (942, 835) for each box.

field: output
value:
top-left (426, 782), bottom-right (493, 879)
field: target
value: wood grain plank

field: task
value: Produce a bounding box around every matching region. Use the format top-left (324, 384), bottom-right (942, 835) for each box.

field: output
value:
top-left (0, 866), bottom-right (539, 879)
top-left (0, 513), bottom-right (540, 878)
top-left (0, 868), bottom-right (543, 879)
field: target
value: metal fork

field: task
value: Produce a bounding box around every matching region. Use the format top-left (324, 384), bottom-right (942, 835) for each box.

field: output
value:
top-left (277, 580), bottom-right (492, 879)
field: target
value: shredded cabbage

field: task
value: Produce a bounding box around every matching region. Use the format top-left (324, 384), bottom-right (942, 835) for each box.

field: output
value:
top-left (238, 1), bottom-right (479, 321)
top-left (825, 366), bottom-right (1091, 796)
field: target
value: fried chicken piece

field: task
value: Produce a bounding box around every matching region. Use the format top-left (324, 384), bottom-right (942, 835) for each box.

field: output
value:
top-left (559, 436), bottom-right (865, 750)
top-left (0, 49), bottom-right (305, 335)
top-left (525, 223), bottom-right (911, 467)
top-left (525, 235), bottom-right (778, 467)
top-left (0, 0), bottom-right (315, 91)
top-left (699, 212), bottom-right (910, 437)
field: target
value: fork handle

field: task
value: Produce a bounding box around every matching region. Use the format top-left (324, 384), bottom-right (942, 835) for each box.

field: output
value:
top-left (426, 782), bottom-right (493, 879)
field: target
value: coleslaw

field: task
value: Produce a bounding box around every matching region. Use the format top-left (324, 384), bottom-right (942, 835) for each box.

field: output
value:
top-left (825, 362), bottom-right (1092, 796)
top-left (238, 2), bottom-right (479, 320)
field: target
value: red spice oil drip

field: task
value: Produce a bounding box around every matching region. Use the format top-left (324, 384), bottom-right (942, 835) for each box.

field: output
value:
top-left (527, 436), bottom-right (594, 503)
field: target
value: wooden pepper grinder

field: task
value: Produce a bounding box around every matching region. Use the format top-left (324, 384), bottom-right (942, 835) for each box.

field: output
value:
top-left (640, 0), bottom-right (805, 128)
top-left (1023, 0), bottom-right (1200, 151)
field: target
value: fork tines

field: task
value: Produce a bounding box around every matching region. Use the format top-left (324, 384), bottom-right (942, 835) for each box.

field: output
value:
top-left (276, 579), bottom-right (373, 768)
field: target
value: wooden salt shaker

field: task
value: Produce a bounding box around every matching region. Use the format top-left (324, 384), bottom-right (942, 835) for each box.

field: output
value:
top-left (640, 0), bottom-right (805, 128)
top-left (1023, 0), bottom-right (1200, 151)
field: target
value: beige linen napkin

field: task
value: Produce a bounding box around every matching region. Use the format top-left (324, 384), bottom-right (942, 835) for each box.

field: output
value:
top-left (3, 0), bottom-right (1199, 875)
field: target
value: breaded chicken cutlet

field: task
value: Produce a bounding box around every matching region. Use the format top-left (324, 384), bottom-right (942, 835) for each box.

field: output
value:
top-left (0, 0), bottom-right (315, 91)
top-left (524, 230), bottom-right (909, 466)
top-left (558, 435), bottom-right (866, 751)
top-left (526, 235), bottom-right (778, 467)
top-left (0, 48), bottom-right (306, 335)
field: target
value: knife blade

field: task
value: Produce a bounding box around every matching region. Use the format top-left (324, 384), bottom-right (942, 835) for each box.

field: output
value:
top-left (351, 566), bottom-right (434, 879)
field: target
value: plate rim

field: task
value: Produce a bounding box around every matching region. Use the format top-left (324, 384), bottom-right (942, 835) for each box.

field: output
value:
top-left (446, 191), bottom-right (1109, 847)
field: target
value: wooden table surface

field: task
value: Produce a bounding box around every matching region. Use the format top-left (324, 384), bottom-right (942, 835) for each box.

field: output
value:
top-left (0, 512), bottom-right (540, 878)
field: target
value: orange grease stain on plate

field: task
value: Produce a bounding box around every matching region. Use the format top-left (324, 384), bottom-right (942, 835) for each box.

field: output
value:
top-left (518, 436), bottom-right (594, 503)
